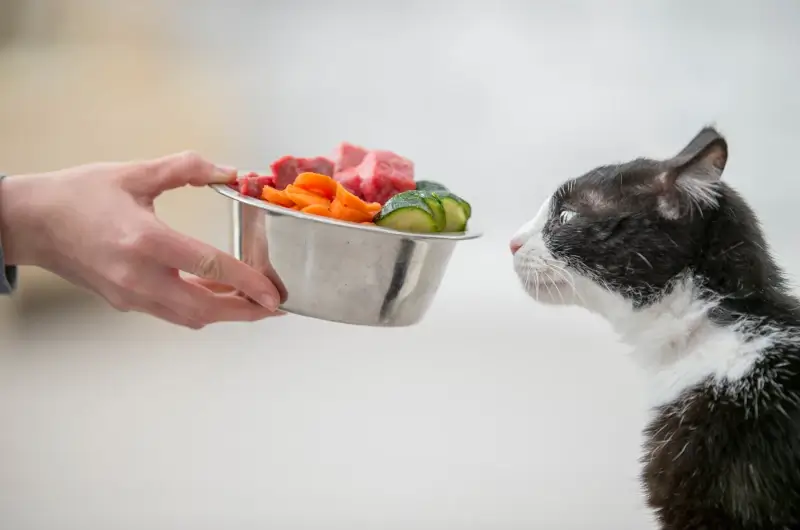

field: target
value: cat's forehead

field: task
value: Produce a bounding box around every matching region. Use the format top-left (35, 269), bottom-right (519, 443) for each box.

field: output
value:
top-left (556, 158), bottom-right (663, 211)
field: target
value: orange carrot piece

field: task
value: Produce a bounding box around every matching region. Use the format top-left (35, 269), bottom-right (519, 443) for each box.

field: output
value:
top-left (261, 186), bottom-right (295, 207)
top-left (363, 201), bottom-right (382, 214)
top-left (284, 185), bottom-right (331, 209)
top-left (334, 182), bottom-right (378, 214)
top-left (301, 204), bottom-right (334, 217)
top-left (330, 199), bottom-right (375, 223)
top-left (294, 172), bottom-right (338, 200)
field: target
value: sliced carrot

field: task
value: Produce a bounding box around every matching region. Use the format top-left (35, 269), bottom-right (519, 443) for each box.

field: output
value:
top-left (301, 204), bottom-right (334, 218)
top-left (363, 202), bottom-right (382, 214)
top-left (334, 182), bottom-right (380, 214)
top-left (330, 199), bottom-right (375, 223)
top-left (284, 184), bottom-right (331, 209)
top-left (294, 172), bottom-right (338, 200)
top-left (261, 186), bottom-right (295, 208)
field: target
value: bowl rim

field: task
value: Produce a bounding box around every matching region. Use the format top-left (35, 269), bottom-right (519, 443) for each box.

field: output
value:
top-left (210, 183), bottom-right (482, 241)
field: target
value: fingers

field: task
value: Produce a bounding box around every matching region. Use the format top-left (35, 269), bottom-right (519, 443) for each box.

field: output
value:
top-left (141, 301), bottom-right (206, 330)
top-left (184, 275), bottom-right (237, 294)
top-left (105, 273), bottom-right (283, 328)
top-left (261, 260), bottom-right (289, 304)
top-left (147, 228), bottom-right (282, 311)
top-left (125, 151), bottom-right (237, 196)
top-left (157, 273), bottom-right (284, 324)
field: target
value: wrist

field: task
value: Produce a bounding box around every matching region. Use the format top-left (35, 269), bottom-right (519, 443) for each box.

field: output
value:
top-left (0, 174), bottom-right (44, 266)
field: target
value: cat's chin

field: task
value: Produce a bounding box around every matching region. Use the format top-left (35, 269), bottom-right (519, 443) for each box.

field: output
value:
top-left (513, 255), bottom-right (582, 306)
top-left (527, 287), bottom-right (579, 306)
top-left (519, 276), bottom-right (581, 306)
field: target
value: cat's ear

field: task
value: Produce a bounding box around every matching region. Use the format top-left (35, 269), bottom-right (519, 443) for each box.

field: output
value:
top-left (667, 126), bottom-right (728, 178)
top-left (663, 127), bottom-right (728, 185)
top-left (657, 126), bottom-right (728, 217)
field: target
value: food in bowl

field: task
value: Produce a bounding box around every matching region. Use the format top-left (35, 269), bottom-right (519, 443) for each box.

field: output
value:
top-left (227, 142), bottom-right (473, 234)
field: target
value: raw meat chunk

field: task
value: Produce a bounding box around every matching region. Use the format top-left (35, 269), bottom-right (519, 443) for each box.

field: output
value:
top-left (270, 155), bottom-right (334, 190)
top-left (333, 166), bottom-right (362, 196)
top-left (332, 142), bottom-right (368, 172)
top-left (235, 172), bottom-right (276, 198)
top-left (351, 150), bottom-right (416, 204)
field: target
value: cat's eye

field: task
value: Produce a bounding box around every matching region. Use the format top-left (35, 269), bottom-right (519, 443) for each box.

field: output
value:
top-left (559, 210), bottom-right (577, 224)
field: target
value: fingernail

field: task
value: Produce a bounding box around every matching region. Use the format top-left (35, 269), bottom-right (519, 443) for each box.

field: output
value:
top-left (257, 293), bottom-right (279, 311)
top-left (213, 165), bottom-right (238, 183)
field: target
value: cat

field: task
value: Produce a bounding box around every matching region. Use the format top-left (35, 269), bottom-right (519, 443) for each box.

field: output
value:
top-left (510, 126), bottom-right (800, 530)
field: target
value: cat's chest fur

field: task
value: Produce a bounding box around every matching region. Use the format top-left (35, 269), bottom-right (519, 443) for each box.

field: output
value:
top-left (612, 277), bottom-right (770, 409)
top-left (619, 278), bottom-right (800, 528)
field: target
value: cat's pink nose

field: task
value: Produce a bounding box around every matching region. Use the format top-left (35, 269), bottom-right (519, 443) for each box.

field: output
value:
top-left (510, 241), bottom-right (522, 255)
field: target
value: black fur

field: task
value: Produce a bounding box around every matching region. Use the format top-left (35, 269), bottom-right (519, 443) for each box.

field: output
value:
top-left (539, 127), bottom-right (800, 529)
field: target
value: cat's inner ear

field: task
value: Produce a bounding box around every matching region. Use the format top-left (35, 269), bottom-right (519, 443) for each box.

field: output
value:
top-left (670, 126), bottom-right (728, 176)
top-left (656, 127), bottom-right (729, 217)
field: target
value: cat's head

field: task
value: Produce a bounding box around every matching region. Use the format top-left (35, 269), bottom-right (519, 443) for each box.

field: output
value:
top-left (510, 126), bottom-right (750, 319)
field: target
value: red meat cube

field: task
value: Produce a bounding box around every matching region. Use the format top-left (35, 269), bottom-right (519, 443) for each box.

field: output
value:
top-left (236, 172), bottom-right (276, 198)
top-left (332, 142), bottom-right (369, 173)
top-left (356, 150), bottom-right (416, 204)
top-left (270, 155), bottom-right (334, 190)
top-left (333, 166), bottom-right (362, 196)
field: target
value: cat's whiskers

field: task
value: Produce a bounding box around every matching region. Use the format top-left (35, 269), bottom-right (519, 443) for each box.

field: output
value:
top-left (519, 260), bottom-right (541, 301)
top-left (543, 270), bottom-right (565, 303)
top-left (541, 271), bottom-right (555, 299)
top-left (521, 263), bottom-right (533, 293)
top-left (635, 252), bottom-right (654, 270)
top-left (548, 263), bottom-right (587, 305)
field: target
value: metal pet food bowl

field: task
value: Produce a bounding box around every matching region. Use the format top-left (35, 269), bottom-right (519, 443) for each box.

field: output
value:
top-left (211, 183), bottom-right (481, 327)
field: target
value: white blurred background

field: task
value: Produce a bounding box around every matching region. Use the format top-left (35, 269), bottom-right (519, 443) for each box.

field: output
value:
top-left (1, 1), bottom-right (798, 528)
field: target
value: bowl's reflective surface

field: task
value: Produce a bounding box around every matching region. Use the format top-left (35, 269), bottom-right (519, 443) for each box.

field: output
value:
top-left (212, 184), bottom-right (481, 327)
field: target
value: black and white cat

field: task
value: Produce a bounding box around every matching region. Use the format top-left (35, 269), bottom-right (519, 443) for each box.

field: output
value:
top-left (511, 127), bottom-right (800, 530)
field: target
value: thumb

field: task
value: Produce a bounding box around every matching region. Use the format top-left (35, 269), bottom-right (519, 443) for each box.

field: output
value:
top-left (133, 151), bottom-right (237, 196)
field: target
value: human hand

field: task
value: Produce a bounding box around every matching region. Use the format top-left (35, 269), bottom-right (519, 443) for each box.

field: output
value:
top-left (0, 152), bottom-right (285, 328)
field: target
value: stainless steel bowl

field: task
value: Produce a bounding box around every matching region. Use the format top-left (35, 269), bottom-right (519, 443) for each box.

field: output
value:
top-left (210, 183), bottom-right (481, 327)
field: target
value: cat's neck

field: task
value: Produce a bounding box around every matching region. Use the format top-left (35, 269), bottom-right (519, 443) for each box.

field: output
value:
top-left (691, 187), bottom-right (800, 327)
top-left (607, 275), bottom-right (720, 365)
top-left (595, 274), bottom-right (800, 408)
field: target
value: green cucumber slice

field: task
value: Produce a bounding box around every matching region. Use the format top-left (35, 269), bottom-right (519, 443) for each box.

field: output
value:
top-left (416, 180), bottom-right (449, 192)
top-left (433, 190), bottom-right (471, 232)
top-left (418, 191), bottom-right (446, 231)
top-left (375, 191), bottom-right (438, 233)
top-left (438, 196), bottom-right (467, 232)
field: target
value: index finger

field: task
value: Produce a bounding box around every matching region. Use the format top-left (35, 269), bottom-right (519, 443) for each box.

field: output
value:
top-left (148, 228), bottom-right (282, 311)
top-left (124, 151), bottom-right (237, 197)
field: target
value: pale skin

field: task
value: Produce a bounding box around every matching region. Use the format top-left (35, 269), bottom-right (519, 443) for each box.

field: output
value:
top-left (0, 151), bottom-right (284, 329)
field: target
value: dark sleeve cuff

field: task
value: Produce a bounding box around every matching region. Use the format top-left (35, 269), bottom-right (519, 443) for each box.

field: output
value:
top-left (1, 265), bottom-right (17, 294)
top-left (0, 175), bottom-right (16, 294)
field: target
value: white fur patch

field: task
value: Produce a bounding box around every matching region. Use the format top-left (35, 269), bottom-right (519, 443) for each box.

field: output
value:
top-left (611, 278), bottom-right (777, 408)
top-left (582, 189), bottom-right (607, 210)
top-left (511, 194), bottom-right (579, 305)
top-left (656, 169), bottom-right (723, 219)
top-left (510, 195), bottom-right (551, 250)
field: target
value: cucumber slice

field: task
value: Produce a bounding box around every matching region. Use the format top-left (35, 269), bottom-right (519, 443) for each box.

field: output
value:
top-left (416, 180), bottom-right (449, 192)
top-left (375, 191), bottom-right (438, 233)
top-left (433, 191), bottom-right (471, 232)
top-left (418, 191), bottom-right (446, 231)
top-left (416, 181), bottom-right (471, 222)
top-left (438, 196), bottom-right (467, 232)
